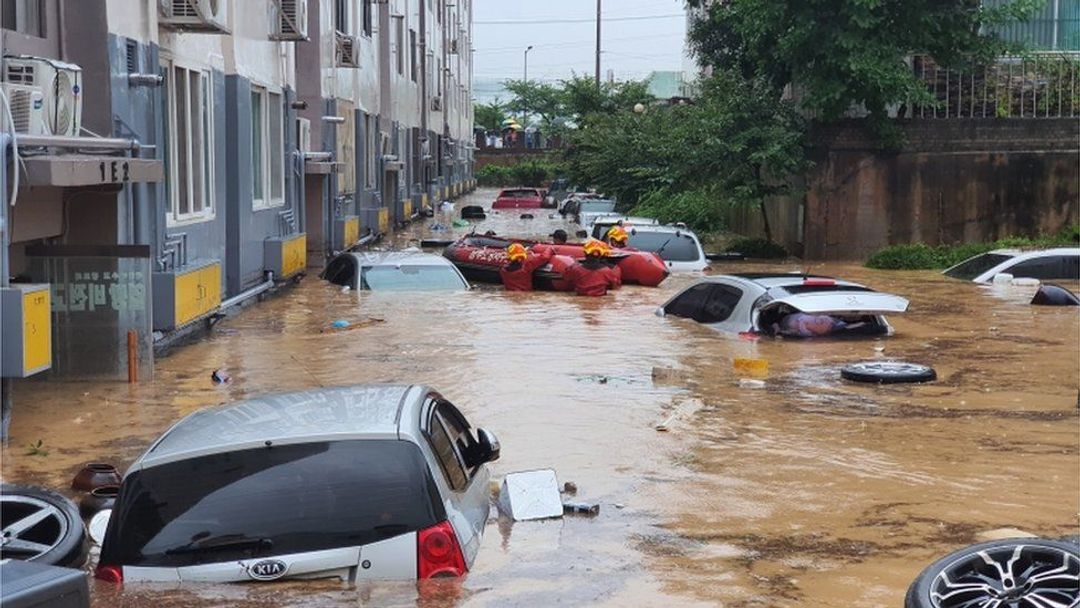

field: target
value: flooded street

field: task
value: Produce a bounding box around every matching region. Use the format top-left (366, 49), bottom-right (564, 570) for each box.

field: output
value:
top-left (2, 188), bottom-right (1077, 607)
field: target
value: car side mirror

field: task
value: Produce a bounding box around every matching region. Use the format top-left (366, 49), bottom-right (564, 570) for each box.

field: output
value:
top-left (655, 306), bottom-right (666, 317)
top-left (476, 428), bottom-right (500, 463)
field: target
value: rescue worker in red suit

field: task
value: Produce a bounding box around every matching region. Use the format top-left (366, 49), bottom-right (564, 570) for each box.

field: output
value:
top-left (605, 225), bottom-right (631, 249)
top-left (563, 239), bottom-right (622, 296)
top-left (499, 242), bottom-right (553, 291)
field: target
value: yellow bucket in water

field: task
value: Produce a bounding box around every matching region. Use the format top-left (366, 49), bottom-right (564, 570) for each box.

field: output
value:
top-left (734, 357), bottom-right (769, 377)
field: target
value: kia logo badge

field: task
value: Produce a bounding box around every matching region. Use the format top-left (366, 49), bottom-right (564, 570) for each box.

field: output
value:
top-left (248, 559), bottom-right (288, 581)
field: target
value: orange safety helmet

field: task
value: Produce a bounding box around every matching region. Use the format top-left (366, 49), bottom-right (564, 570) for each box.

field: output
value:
top-left (506, 242), bottom-right (528, 263)
top-left (605, 225), bottom-right (629, 245)
top-left (582, 238), bottom-right (610, 257)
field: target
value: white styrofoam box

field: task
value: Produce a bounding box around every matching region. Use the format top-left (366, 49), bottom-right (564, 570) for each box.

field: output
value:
top-left (498, 469), bottom-right (563, 521)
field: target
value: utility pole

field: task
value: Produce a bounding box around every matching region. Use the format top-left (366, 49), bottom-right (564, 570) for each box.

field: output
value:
top-left (594, 0), bottom-right (601, 87)
top-left (523, 45), bottom-right (533, 124)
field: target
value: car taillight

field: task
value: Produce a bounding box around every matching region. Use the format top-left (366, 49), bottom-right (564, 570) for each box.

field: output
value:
top-left (95, 564), bottom-right (123, 584)
top-left (417, 521), bottom-right (467, 579)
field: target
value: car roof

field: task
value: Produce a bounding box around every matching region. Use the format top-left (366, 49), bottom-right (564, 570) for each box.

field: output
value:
top-left (594, 216), bottom-right (657, 224)
top-left (707, 273), bottom-right (868, 289)
top-left (345, 250), bottom-right (456, 268)
top-left (626, 224), bottom-right (699, 236)
top-left (132, 385), bottom-right (424, 470)
top-left (986, 247), bottom-right (1079, 257)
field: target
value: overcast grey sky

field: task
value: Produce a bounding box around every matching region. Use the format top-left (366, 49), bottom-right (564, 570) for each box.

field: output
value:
top-left (472, 0), bottom-right (688, 84)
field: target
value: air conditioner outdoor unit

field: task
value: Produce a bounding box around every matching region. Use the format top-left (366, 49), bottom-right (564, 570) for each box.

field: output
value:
top-left (3, 56), bottom-right (82, 137)
top-left (271, 0), bottom-right (308, 41)
top-left (0, 83), bottom-right (46, 135)
top-left (430, 96), bottom-right (442, 111)
top-left (335, 32), bottom-right (360, 68)
top-left (159, 0), bottom-right (231, 34)
top-left (297, 117), bottom-right (311, 154)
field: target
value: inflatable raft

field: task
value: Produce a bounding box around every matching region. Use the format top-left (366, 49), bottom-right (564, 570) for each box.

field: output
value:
top-left (443, 235), bottom-right (669, 288)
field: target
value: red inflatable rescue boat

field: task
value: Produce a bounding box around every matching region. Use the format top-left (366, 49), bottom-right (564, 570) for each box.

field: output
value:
top-left (443, 235), bottom-right (668, 288)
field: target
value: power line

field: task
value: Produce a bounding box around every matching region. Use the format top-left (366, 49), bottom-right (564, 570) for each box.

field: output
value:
top-left (474, 32), bottom-right (686, 54)
top-left (475, 13), bottom-right (684, 26)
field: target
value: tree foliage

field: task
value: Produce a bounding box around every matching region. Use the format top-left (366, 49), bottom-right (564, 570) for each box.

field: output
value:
top-left (499, 76), bottom-right (654, 131)
top-left (474, 99), bottom-right (508, 131)
top-left (686, 0), bottom-right (1044, 128)
top-left (564, 71), bottom-right (808, 234)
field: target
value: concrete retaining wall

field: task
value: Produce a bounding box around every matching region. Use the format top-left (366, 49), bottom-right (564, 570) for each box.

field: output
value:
top-left (727, 119), bottom-right (1079, 260)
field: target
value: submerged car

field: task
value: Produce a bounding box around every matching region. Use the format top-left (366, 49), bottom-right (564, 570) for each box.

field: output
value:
top-left (491, 188), bottom-right (544, 209)
top-left (943, 247), bottom-right (1079, 283)
top-left (657, 273), bottom-right (909, 336)
top-left (321, 251), bottom-right (470, 291)
top-left (616, 224), bottom-right (708, 272)
top-left (558, 192), bottom-right (604, 216)
top-left (96, 385), bottom-right (500, 584)
top-left (573, 200), bottom-right (618, 227)
top-left (589, 216), bottom-right (661, 239)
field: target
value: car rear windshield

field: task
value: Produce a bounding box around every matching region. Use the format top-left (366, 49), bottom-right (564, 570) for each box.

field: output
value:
top-left (779, 284), bottom-right (874, 294)
top-left (579, 201), bottom-right (616, 214)
top-left (627, 232), bottom-right (701, 262)
top-left (500, 189), bottom-right (539, 198)
top-left (361, 265), bottom-right (467, 291)
top-left (101, 440), bottom-right (444, 568)
top-left (944, 253), bottom-right (1013, 280)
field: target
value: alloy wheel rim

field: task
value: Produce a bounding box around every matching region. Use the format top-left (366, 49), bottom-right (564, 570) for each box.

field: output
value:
top-left (0, 495), bottom-right (68, 560)
top-left (930, 544), bottom-right (1080, 608)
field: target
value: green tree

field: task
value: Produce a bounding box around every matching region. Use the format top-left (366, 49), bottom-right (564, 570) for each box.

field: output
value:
top-left (686, 0), bottom-right (1044, 133)
top-left (560, 76), bottom-right (654, 124)
top-left (502, 79), bottom-right (564, 127)
top-left (565, 71), bottom-right (807, 237)
top-left (474, 99), bottom-right (507, 131)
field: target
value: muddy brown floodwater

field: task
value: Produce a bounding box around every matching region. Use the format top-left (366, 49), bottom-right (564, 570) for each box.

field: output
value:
top-left (2, 188), bottom-right (1077, 607)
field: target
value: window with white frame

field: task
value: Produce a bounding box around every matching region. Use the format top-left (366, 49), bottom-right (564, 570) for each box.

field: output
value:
top-left (1, 0), bottom-right (44, 37)
top-left (251, 86), bottom-right (285, 209)
top-left (163, 61), bottom-right (214, 225)
top-left (365, 113), bottom-right (377, 189)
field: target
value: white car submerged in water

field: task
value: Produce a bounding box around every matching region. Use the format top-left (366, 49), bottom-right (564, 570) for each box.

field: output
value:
top-left (657, 273), bottom-right (909, 336)
top-left (96, 385), bottom-right (499, 584)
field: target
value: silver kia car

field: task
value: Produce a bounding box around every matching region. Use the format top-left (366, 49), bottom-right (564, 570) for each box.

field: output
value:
top-left (95, 385), bottom-right (499, 584)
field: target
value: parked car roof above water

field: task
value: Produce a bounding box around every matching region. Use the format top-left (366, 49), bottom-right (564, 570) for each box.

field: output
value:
top-left (134, 385), bottom-right (422, 469)
top-left (321, 250), bottom-right (470, 291)
top-left (942, 247), bottom-right (1080, 283)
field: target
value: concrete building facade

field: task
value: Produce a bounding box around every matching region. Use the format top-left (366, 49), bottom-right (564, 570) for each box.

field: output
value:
top-left (1, 0), bottom-right (475, 386)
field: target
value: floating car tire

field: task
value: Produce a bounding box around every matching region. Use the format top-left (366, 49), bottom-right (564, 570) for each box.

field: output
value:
top-left (904, 538), bottom-right (1080, 608)
top-left (0, 484), bottom-right (88, 568)
top-left (840, 361), bottom-right (937, 384)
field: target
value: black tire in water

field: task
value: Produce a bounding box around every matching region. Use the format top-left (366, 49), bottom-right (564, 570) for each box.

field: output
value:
top-left (460, 205), bottom-right (486, 219)
top-left (0, 484), bottom-right (88, 568)
top-left (840, 361), bottom-right (937, 384)
top-left (904, 538), bottom-right (1079, 608)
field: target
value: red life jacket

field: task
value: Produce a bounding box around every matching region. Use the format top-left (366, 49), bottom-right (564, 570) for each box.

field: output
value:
top-left (499, 245), bottom-right (554, 291)
top-left (562, 258), bottom-right (622, 296)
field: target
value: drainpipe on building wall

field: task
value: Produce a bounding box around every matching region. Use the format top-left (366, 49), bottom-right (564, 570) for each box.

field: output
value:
top-left (1, 133), bottom-right (10, 441)
top-left (419, 2), bottom-right (429, 200)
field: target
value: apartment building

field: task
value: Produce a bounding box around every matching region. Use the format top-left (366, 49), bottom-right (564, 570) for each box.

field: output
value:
top-left (1, 0), bottom-right (475, 383)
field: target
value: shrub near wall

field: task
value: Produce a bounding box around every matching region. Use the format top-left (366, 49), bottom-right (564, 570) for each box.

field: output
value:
top-left (865, 230), bottom-right (1080, 270)
top-left (476, 159), bottom-right (565, 187)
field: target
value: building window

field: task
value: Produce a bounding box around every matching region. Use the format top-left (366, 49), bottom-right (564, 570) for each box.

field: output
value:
top-left (336, 101), bottom-right (356, 195)
top-left (365, 114), bottom-right (377, 189)
top-left (164, 62), bottom-right (214, 225)
top-left (395, 18), bottom-right (405, 75)
top-left (362, 0), bottom-right (373, 37)
top-left (2, 0), bottom-right (44, 37)
top-left (251, 87), bottom-right (285, 209)
top-left (333, 0), bottom-right (348, 34)
top-left (410, 30), bottom-right (418, 82)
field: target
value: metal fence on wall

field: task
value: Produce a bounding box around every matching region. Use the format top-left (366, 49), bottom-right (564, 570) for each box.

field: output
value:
top-left (911, 53), bottom-right (1080, 119)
